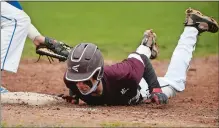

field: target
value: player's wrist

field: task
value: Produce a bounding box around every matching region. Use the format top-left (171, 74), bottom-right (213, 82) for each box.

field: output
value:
top-left (33, 36), bottom-right (45, 46)
top-left (152, 88), bottom-right (162, 93)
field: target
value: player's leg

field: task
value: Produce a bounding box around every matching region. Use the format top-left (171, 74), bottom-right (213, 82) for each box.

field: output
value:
top-left (156, 26), bottom-right (200, 98)
top-left (138, 78), bottom-right (177, 99)
top-left (129, 30), bottom-right (162, 99)
top-left (158, 8), bottom-right (219, 98)
top-left (1, 2), bottom-right (31, 73)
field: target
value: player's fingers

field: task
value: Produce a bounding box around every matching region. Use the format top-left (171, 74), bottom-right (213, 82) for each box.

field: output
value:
top-left (143, 99), bottom-right (152, 104)
top-left (158, 94), bottom-right (164, 104)
top-left (57, 94), bottom-right (64, 97)
top-left (163, 94), bottom-right (168, 104)
top-left (71, 99), bottom-right (77, 104)
top-left (158, 94), bottom-right (168, 104)
top-left (152, 95), bottom-right (160, 104)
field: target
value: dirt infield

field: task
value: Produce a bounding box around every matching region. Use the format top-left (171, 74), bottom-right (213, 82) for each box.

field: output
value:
top-left (1, 55), bottom-right (218, 127)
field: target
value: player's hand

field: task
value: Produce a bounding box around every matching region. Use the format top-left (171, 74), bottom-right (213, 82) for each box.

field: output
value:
top-left (150, 88), bottom-right (168, 104)
top-left (57, 94), bottom-right (79, 104)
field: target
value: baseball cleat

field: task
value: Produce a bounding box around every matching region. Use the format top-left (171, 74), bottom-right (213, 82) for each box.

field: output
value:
top-left (184, 7), bottom-right (219, 33)
top-left (141, 29), bottom-right (159, 59)
top-left (0, 86), bottom-right (9, 93)
top-left (141, 29), bottom-right (157, 48)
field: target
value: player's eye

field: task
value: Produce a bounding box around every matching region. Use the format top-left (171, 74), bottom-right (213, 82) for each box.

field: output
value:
top-left (82, 80), bottom-right (93, 88)
top-left (75, 80), bottom-right (93, 88)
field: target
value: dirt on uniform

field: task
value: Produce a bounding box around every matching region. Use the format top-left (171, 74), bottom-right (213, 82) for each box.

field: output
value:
top-left (1, 55), bottom-right (218, 127)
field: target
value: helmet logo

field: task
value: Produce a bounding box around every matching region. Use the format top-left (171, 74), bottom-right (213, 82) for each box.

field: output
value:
top-left (72, 64), bottom-right (80, 72)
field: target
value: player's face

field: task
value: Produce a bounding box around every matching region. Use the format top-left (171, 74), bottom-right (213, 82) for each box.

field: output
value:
top-left (76, 80), bottom-right (93, 94)
top-left (75, 78), bottom-right (102, 95)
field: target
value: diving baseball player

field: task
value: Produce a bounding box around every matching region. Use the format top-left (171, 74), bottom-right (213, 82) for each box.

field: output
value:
top-left (61, 8), bottom-right (218, 105)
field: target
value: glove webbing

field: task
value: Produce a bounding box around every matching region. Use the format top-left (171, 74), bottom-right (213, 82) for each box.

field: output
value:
top-left (36, 47), bottom-right (67, 63)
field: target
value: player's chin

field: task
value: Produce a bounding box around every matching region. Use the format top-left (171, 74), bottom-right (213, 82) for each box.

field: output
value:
top-left (80, 90), bottom-right (89, 94)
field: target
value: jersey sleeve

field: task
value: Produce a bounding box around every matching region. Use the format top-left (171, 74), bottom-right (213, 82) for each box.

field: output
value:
top-left (6, 1), bottom-right (23, 10)
top-left (104, 58), bottom-right (144, 85)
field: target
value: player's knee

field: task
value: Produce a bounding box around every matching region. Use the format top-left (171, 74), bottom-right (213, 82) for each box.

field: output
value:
top-left (160, 77), bottom-right (186, 92)
top-left (161, 86), bottom-right (177, 98)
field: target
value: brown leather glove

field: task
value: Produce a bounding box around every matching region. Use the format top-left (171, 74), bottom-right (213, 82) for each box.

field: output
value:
top-left (36, 37), bottom-right (72, 63)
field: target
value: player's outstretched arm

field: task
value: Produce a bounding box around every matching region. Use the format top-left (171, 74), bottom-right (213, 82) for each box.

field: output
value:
top-left (28, 23), bottom-right (72, 62)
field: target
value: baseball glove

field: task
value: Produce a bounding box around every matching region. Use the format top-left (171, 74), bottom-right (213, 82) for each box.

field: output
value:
top-left (36, 37), bottom-right (72, 63)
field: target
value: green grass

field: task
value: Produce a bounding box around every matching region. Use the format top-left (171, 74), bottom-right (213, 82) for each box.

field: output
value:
top-left (20, 2), bottom-right (218, 61)
top-left (99, 121), bottom-right (183, 127)
top-left (1, 122), bottom-right (8, 128)
top-left (100, 121), bottom-right (126, 127)
top-left (100, 121), bottom-right (147, 127)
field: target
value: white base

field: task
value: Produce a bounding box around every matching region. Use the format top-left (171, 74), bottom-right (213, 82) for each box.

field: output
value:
top-left (1, 92), bottom-right (64, 106)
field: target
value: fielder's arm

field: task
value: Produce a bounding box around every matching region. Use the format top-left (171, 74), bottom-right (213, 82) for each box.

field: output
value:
top-left (28, 23), bottom-right (72, 62)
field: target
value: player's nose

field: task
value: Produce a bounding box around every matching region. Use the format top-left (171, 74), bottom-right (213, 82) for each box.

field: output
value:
top-left (76, 81), bottom-right (85, 87)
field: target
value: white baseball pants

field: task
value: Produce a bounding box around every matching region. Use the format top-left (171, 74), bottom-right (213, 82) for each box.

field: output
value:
top-left (138, 27), bottom-right (199, 99)
top-left (1, 2), bottom-right (31, 73)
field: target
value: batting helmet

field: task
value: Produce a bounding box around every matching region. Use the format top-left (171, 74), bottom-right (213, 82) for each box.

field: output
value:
top-left (65, 43), bottom-right (104, 95)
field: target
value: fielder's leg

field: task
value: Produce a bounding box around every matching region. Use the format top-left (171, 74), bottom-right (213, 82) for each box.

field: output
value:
top-left (158, 8), bottom-right (219, 98)
top-left (1, 2), bottom-right (31, 73)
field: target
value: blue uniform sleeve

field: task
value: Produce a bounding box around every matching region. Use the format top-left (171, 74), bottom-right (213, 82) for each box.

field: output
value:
top-left (6, 1), bottom-right (23, 10)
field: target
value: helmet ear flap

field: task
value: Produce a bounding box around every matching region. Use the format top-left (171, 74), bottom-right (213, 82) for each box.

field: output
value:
top-left (93, 71), bottom-right (99, 80)
top-left (93, 66), bottom-right (104, 80)
top-left (98, 66), bottom-right (104, 79)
